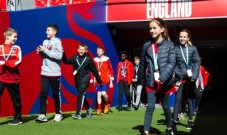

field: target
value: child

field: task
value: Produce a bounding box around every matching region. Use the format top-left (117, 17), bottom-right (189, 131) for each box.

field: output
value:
top-left (90, 46), bottom-right (114, 115)
top-left (36, 24), bottom-right (63, 122)
top-left (172, 29), bottom-right (200, 130)
top-left (0, 28), bottom-right (22, 125)
top-left (132, 56), bottom-right (142, 110)
top-left (116, 51), bottom-right (134, 112)
top-left (138, 18), bottom-right (176, 135)
top-left (62, 43), bottom-right (102, 119)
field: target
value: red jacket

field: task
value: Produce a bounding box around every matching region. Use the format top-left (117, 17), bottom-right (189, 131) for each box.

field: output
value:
top-left (0, 44), bottom-right (22, 83)
top-left (116, 60), bottom-right (134, 85)
top-left (92, 55), bottom-right (114, 84)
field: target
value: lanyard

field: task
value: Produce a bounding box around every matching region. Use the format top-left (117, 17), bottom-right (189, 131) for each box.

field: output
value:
top-left (135, 65), bottom-right (139, 73)
top-left (121, 62), bottom-right (127, 69)
top-left (2, 46), bottom-right (14, 60)
top-left (152, 44), bottom-right (158, 70)
top-left (97, 56), bottom-right (103, 70)
top-left (135, 65), bottom-right (139, 79)
top-left (76, 56), bottom-right (87, 70)
top-left (180, 45), bottom-right (188, 67)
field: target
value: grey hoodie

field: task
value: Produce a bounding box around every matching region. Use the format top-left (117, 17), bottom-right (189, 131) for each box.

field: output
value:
top-left (40, 37), bottom-right (63, 76)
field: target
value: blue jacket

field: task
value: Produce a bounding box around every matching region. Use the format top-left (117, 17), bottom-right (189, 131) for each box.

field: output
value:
top-left (174, 45), bottom-right (200, 80)
top-left (138, 39), bottom-right (176, 88)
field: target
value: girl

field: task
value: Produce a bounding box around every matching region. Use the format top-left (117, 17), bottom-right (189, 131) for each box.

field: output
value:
top-left (172, 29), bottom-right (200, 131)
top-left (138, 18), bottom-right (176, 135)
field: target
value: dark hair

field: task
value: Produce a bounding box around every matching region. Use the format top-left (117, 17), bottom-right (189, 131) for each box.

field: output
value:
top-left (120, 50), bottom-right (128, 56)
top-left (150, 18), bottom-right (170, 41)
top-left (79, 43), bottom-right (88, 50)
top-left (179, 28), bottom-right (192, 45)
top-left (47, 24), bottom-right (59, 34)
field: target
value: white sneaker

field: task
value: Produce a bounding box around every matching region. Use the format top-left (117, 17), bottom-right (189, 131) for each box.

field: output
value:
top-left (53, 114), bottom-right (63, 122)
top-left (35, 114), bottom-right (47, 122)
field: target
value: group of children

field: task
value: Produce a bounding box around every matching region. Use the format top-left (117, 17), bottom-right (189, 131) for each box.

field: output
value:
top-left (0, 25), bottom-right (115, 125)
top-left (0, 18), bottom-right (207, 135)
top-left (137, 18), bottom-right (210, 135)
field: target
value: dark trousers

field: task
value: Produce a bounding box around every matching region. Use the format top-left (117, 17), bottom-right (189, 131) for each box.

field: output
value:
top-left (144, 92), bottom-right (172, 131)
top-left (194, 86), bottom-right (203, 110)
top-left (76, 87), bottom-right (90, 115)
top-left (173, 81), bottom-right (195, 121)
top-left (40, 76), bottom-right (61, 114)
top-left (118, 80), bottom-right (131, 108)
top-left (0, 82), bottom-right (22, 120)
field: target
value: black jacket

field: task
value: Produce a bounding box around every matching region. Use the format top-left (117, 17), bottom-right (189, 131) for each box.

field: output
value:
top-left (174, 45), bottom-right (200, 80)
top-left (62, 52), bottom-right (102, 88)
top-left (138, 39), bottom-right (176, 88)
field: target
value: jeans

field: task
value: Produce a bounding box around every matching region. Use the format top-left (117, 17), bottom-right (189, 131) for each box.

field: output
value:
top-left (144, 92), bottom-right (172, 131)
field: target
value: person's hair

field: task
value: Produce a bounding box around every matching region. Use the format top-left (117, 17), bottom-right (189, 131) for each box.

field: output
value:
top-left (134, 56), bottom-right (140, 60)
top-left (79, 43), bottom-right (88, 50)
top-left (97, 46), bottom-right (105, 55)
top-left (150, 18), bottom-right (170, 41)
top-left (3, 28), bottom-right (17, 39)
top-left (47, 24), bottom-right (59, 34)
top-left (179, 29), bottom-right (192, 45)
top-left (120, 50), bottom-right (128, 56)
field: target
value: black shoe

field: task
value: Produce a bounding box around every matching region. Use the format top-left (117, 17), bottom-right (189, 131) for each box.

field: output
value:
top-left (186, 121), bottom-right (194, 130)
top-left (134, 104), bottom-right (139, 110)
top-left (165, 129), bottom-right (174, 135)
top-left (171, 121), bottom-right (177, 132)
top-left (8, 119), bottom-right (22, 125)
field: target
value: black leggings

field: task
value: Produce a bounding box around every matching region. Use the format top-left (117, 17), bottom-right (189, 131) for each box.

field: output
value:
top-left (173, 81), bottom-right (195, 121)
top-left (194, 86), bottom-right (203, 110)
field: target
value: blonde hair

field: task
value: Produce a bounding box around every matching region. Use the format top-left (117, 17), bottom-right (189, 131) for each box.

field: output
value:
top-left (150, 18), bottom-right (170, 41)
top-left (180, 29), bottom-right (192, 45)
top-left (4, 28), bottom-right (17, 39)
top-left (97, 46), bottom-right (105, 55)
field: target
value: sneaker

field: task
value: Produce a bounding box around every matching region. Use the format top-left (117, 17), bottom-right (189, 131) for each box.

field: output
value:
top-left (86, 108), bottom-right (92, 118)
top-left (96, 109), bottom-right (102, 115)
top-left (165, 129), bottom-right (174, 135)
top-left (186, 121), bottom-right (194, 130)
top-left (35, 114), bottom-right (47, 122)
top-left (72, 114), bottom-right (82, 120)
top-left (53, 114), bottom-right (63, 122)
top-left (134, 104), bottom-right (140, 111)
top-left (104, 104), bottom-right (110, 114)
top-left (8, 119), bottom-right (22, 125)
top-left (171, 121), bottom-right (177, 132)
top-left (178, 113), bottom-right (185, 120)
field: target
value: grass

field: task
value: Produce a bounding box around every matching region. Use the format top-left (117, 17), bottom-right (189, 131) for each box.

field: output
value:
top-left (0, 107), bottom-right (190, 135)
top-left (0, 105), bottom-right (226, 135)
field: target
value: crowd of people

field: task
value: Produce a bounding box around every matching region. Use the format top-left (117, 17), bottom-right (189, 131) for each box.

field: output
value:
top-left (0, 18), bottom-right (212, 135)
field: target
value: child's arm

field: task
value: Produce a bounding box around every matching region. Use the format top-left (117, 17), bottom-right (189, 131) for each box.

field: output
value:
top-left (88, 58), bottom-right (102, 84)
top-left (109, 75), bottom-right (113, 88)
top-left (42, 39), bottom-right (63, 60)
top-left (62, 52), bottom-right (73, 64)
top-left (5, 46), bottom-right (22, 68)
top-left (107, 58), bottom-right (114, 81)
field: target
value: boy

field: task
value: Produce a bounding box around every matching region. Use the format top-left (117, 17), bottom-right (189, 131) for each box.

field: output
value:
top-left (36, 24), bottom-right (63, 122)
top-left (90, 47), bottom-right (114, 115)
top-left (116, 51), bottom-right (134, 112)
top-left (132, 56), bottom-right (142, 110)
top-left (0, 28), bottom-right (22, 125)
top-left (62, 43), bottom-right (102, 119)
